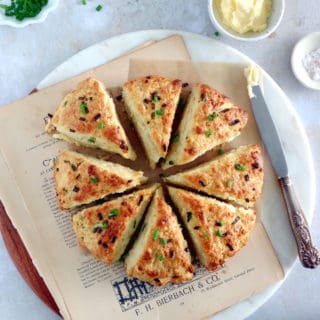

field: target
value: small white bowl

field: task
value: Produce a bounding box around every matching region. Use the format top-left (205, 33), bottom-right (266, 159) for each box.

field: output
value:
top-left (208, 0), bottom-right (285, 41)
top-left (291, 32), bottom-right (320, 90)
top-left (0, 0), bottom-right (59, 28)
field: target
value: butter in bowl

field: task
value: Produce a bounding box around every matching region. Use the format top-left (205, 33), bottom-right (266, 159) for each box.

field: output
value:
top-left (208, 0), bottom-right (285, 41)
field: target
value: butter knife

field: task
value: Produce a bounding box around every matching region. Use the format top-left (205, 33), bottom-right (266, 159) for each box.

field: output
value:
top-left (250, 84), bottom-right (320, 268)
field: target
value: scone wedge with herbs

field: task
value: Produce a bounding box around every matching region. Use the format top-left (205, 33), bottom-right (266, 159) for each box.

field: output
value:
top-left (168, 187), bottom-right (256, 270)
top-left (165, 84), bottom-right (248, 168)
top-left (54, 150), bottom-right (147, 210)
top-left (46, 77), bottom-right (136, 160)
top-left (125, 187), bottom-right (194, 286)
top-left (165, 144), bottom-right (263, 208)
top-left (72, 185), bottom-right (158, 264)
top-left (122, 76), bottom-right (182, 168)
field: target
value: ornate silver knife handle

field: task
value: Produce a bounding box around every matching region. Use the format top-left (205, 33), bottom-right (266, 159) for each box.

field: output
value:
top-left (279, 177), bottom-right (320, 268)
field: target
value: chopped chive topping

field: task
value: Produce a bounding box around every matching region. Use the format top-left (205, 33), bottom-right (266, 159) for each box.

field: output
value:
top-left (161, 238), bottom-right (167, 245)
top-left (234, 164), bottom-right (247, 171)
top-left (172, 135), bottom-right (179, 142)
top-left (216, 230), bottom-right (223, 237)
top-left (153, 96), bottom-right (159, 103)
top-left (88, 136), bottom-right (96, 143)
top-left (207, 112), bottom-right (218, 121)
top-left (80, 102), bottom-right (88, 115)
top-left (90, 177), bottom-right (99, 183)
top-left (187, 212), bottom-right (192, 222)
top-left (205, 130), bottom-right (212, 136)
top-left (214, 31), bottom-right (220, 37)
top-left (155, 109), bottom-right (163, 116)
top-left (159, 254), bottom-right (164, 261)
top-left (217, 221), bottom-right (224, 226)
top-left (109, 209), bottom-right (120, 217)
top-left (82, 0), bottom-right (86, 4)
top-left (96, 5), bottom-right (102, 11)
top-left (98, 121), bottom-right (104, 129)
top-left (227, 180), bottom-right (233, 187)
top-left (217, 148), bottom-right (225, 155)
top-left (204, 233), bottom-right (209, 239)
top-left (153, 229), bottom-right (159, 240)
top-left (102, 222), bottom-right (108, 230)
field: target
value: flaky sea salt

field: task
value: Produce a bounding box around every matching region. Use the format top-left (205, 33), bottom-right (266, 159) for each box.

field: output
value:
top-left (302, 48), bottom-right (320, 81)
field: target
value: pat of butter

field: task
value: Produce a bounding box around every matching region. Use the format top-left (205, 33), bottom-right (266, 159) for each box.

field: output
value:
top-left (244, 65), bottom-right (261, 98)
top-left (216, 0), bottom-right (272, 34)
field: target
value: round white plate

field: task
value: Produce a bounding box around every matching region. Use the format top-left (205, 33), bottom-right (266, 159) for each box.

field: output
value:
top-left (38, 30), bottom-right (315, 320)
top-left (0, 0), bottom-right (59, 28)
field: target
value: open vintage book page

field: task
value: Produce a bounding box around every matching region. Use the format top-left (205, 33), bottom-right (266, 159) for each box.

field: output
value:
top-left (0, 38), bottom-right (283, 320)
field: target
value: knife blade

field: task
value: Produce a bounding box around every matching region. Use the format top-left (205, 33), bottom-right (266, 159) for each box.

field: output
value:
top-left (250, 84), bottom-right (320, 269)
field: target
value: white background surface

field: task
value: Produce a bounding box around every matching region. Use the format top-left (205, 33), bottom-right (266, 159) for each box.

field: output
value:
top-left (0, 1), bottom-right (319, 319)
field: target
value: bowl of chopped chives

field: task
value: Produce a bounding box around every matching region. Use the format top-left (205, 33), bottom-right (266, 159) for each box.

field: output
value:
top-left (0, 0), bottom-right (59, 28)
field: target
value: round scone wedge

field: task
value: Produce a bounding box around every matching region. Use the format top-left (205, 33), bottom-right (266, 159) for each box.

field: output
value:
top-left (122, 75), bottom-right (182, 168)
top-left (165, 84), bottom-right (248, 168)
top-left (165, 144), bottom-right (263, 208)
top-left (167, 187), bottom-right (256, 271)
top-left (72, 185), bottom-right (158, 264)
top-left (124, 187), bottom-right (194, 286)
top-left (46, 77), bottom-right (136, 160)
top-left (54, 150), bottom-right (147, 210)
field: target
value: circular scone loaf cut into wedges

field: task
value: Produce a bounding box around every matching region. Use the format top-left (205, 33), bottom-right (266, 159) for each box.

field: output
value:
top-left (72, 185), bottom-right (158, 264)
top-left (165, 144), bottom-right (263, 208)
top-left (125, 187), bottom-right (195, 286)
top-left (54, 150), bottom-right (147, 210)
top-left (165, 83), bottom-right (248, 168)
top-left (122, 75), bottom-right (182, 168)
top-left (168, 187), bottom-right (256, 270)
top-left (46, 77), bottom-right (137, 160)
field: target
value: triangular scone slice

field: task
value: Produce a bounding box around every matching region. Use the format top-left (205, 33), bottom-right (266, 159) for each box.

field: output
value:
top-left (54, 150), bottom-right (147, 210)
top-left (46, 77), bottom-right (136, 160)
top-left (122, 76), bottom-right (182, 168)
top-left (168, 187), bottom-right (256, 270)
top-left (165, 84), bottom-right (248, 167)
top-left (125, 187), bottom-right (194, 286)
top-left (72, 185), bottom-right (158, 264)
top-left (165, 144), bottom-right (263, 208)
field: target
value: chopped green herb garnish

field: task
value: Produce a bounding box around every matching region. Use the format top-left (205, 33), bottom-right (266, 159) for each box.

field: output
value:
top-left (187, 211), bottom-right (192, 222)
top-left (90, 177), bottom-right (99, 183)
top-left (155, 109), bottom-right (164, 116)
top-left (102, 222), bottom-right (108, 230)
top-left (109, 209), bottom-right (120, 217)
top-left (207, 112), bottom-right (218, 121)
top-left (96, 4), bottom-right (102, 11)
top-left (172, 135), bottom-right (179, 142)
top-left (205, 130), bottom-right (212, 136)
top-left (80, 102), bottom-right (88, 115)
top-left (214, 31), bottom-right (220, 37)
top-left (153, 96), bottom-right (159, 103)
top-left (227, 180), bottom-right (233, 187)
top-left (82, 0), bottom-right (86, 4)
top-left (217, 148), bottom-right (225, 155)
top-left (98, 121), bottom-right (104, 129)
top-left (161, 238), bottom-right (167, 245)
top-left (234, 164), bottom-right (247, 171)
top-left (216, 230), bottom-right (223, 237)
top-left (159, 254), bottom-right (164, 261)
top-left (88, 136), bottom-right (96, 143)
top-left (217, 221), bottom-right (224, 226)
top-left (204, 233), bottom-right (209, 239)
top-left (153, 229), bottom-right (159, 240)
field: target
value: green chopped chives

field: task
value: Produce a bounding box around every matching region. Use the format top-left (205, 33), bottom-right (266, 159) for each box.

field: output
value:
top-left (96, 5), bottom-right (103, 11)
top-left (159, 254), bottom-right (164, 261)
top-left (216, 230), bottom-right (223, 237)
top-left (204, 233), bottom-right (209, 239)
top-left (172, 135), bottom-right (179, 142)
top-left (102, 222), bottom-right (108, 230)
top-left (98, 121), bottom-right (104, 129)
top-left (88, 136), bottom-right (96, 143)
top-left (205, 130), bottom-right (212, 136)
top-left (161, 238), bottom-right (167, 245)
top-left (227, 180), bottom-right (233, 187)
top-left (109, 209), bottom-right (120, 217)
top-left (90, 177), bottom-right (99, 183)
top-left (234, 164), bottom-right (247, 171)
top-left (153, 229), bottom-right (159, 240)
top-left (155, 109), bottom-right (164, 116)
top-left (80, 102), bottom-right (88, 115)
top-left (217, 221), bottom-right (224, 226)
top-left (153, 96), bottom-right (159, 103)
top-left (207, 112), bottom-right (218, 121)
top-left (217, 148), bottom-right (225, 155)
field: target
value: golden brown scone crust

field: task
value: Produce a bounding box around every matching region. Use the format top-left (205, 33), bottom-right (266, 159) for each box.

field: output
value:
top-left (125, 188), bottom-right (194, 286)
top-left (54, 150), bottom-right (147, 210)
top-left (168, 187), bottom-right (256, 270)
top-left (46, 77), bottom-right (136, 160)
top-left (72, 185), bottom-right (157, 264)
top-left (165, 83), bottom-right (248, 167)
top-left (122, 76), bottom-right (182, 167)
top-left (165, 144), bottom-right (263, 207)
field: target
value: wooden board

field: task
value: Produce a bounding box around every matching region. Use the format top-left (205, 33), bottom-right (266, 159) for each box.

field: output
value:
top-left (0, 200), bottom-right (60, 316)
